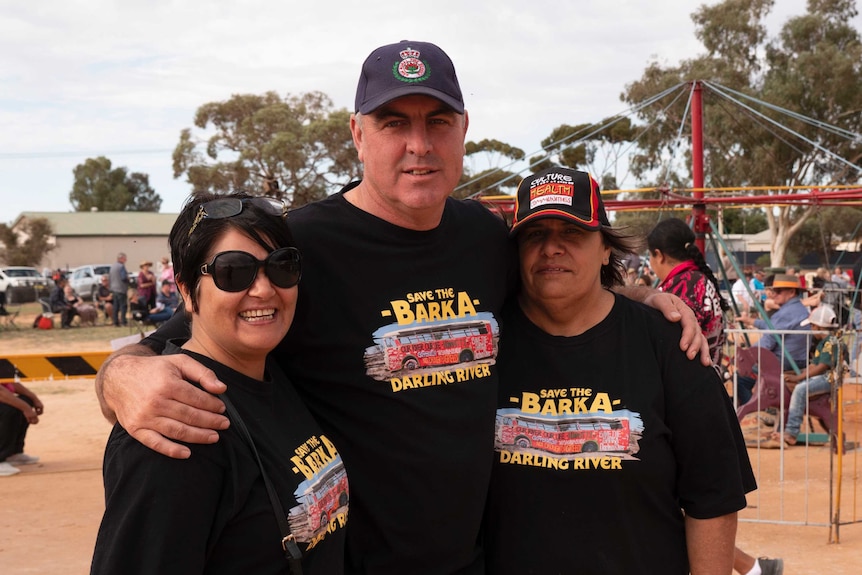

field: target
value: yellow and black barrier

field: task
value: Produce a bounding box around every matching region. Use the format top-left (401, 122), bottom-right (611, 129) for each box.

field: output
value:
top-left (0, 351), bottom-right (111, 383)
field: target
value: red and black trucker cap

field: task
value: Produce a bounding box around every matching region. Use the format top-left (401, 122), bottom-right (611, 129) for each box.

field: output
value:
top-left (510, 167), bottom-right (610, 236)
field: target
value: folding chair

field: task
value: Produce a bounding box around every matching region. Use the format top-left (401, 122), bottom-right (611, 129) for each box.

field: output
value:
top-left (0, 306), bottom-right (20, 330)
top-left (129, 299), bottom-right (158, 335)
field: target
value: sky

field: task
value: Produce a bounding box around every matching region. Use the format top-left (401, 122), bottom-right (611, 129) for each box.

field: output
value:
top-left (0, 0), bottom-right (849, 225)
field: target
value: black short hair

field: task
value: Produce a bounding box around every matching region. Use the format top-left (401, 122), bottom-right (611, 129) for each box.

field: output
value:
top-left (168, 191), bottom-right (295, 313)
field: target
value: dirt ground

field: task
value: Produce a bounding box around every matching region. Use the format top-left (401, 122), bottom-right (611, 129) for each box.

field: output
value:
top-left (1, 340), bottom-right (861, 574)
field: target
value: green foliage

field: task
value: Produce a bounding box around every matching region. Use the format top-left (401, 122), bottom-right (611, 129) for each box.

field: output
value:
top-left (172, 91), bottom-right (360, 208)
top-left (618, 0), bottom-right (862, 266)
top-left (717, 207), bottom-right (768, 234)
top-left (457, 139), bottom-right (525, 198)
top-left (69, 157), bottom-right (162, 212)
top-left (0, 217), bottom-right (55, 266)
top-left (538, 118), bottom-right (639, 184)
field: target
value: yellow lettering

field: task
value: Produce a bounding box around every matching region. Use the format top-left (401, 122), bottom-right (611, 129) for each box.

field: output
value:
top-left (391, 300), bottom-right (414, 324)
top-left (439, 299), bottom-right (455, 318)
top-left (457, 291), bottom-right (478, 317)
top-left (427, 301), bottom-right (441, 321)
top-left (540, 400), bottom-right (558, 416)
top-left (415, 304), bottom-right (430, 322)
top-left (590, 392), bottom-right (613, 413)
top-left (290, 456), bottom-right (315, 480)
top-left (320, 435), bottom-right (338, 459)
top-left (521, 392), bottom-right (540, 413)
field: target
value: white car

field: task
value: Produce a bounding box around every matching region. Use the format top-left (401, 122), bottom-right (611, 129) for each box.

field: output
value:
top-left (68, 264), bottom-right (113, 301)
top-left (0, 266), bottom-right (52, 304)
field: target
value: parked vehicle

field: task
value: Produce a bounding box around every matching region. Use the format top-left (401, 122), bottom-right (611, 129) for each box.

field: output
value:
top-left (0, 266), bottom-right (52, 304)
top-left (68, 264), bottom-right (113, 301)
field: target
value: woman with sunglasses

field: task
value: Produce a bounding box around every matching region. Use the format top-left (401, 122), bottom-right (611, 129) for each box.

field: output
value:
top-left (92, 192), bottom-right (348, 575)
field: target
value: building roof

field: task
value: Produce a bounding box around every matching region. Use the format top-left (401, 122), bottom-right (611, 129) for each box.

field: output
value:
top-left (14, 211), bottom-right (180, 236)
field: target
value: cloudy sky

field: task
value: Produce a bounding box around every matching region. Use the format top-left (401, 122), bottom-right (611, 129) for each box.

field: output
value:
top-left (0, 0), bottom-right (842, 225)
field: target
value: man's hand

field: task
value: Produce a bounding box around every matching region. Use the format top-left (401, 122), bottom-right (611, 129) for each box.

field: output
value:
top-left (98, 352), bottom-right (230, 459)
top-left (643, 291), bottom-right (711, 366)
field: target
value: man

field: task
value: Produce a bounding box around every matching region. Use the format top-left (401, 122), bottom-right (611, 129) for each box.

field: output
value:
top-left (145, 280), bottom-right (179, 325)
top-left (95, 275), bottom-right (114, 323)
top-left (108, 252), bottom-right (129, 327)
top-left (736, 274), bottom-right (810, 404)
top-left (94, 41), bottom-right (706, 574)
top-left (486, 168), bottom-right (754, 574)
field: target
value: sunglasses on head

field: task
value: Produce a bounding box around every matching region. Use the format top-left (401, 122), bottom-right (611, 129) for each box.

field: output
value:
top-left (188, 197), bottom-right (287, 238)
top-left (200, 247), bottom-right (301, 292)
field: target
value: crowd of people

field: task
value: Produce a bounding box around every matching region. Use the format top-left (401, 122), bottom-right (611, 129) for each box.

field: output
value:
top-left (42, 254), bottom-right (179, 328)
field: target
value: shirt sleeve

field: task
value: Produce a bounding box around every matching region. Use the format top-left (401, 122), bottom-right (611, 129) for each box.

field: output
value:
top-left (658, 323), bottom-right (755, 519)
top-left (141, 303), bottom-right (190, 353)
top-left (91, 426), bottom-right (228, 574)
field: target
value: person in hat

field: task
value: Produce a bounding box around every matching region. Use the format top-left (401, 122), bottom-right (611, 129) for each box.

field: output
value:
top-left (772, 305), bottom-right (847, 447)
top-left (135, 260), bottom-right (157, 310)
top-left (93, 41), bottom-right (708, 573)
top-left (735, 273), bottom-right (811, 404)
top-left (485, 167), bottom-right (754, 574)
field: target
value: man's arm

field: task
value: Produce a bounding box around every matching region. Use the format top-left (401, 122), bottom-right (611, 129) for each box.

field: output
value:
top-left (685, 513), bottom-right (737, 575)
top-left (614, 285), bottom-right (711, 365)
top-left (95, 343), bottom-right (230, 459)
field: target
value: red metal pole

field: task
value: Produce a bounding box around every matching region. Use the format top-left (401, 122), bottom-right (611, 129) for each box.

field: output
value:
top-left (691, 81), bottom-right (706, 254)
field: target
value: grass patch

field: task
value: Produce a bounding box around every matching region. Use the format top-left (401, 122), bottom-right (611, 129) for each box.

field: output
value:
top-left (1, 301), bottom-right (146, 349)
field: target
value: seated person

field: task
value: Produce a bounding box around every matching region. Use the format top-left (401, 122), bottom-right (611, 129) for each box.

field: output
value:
top-left (147, 280), bottom-right (179, 325)
top-left (775, 305), bottom-right (847, 446)
top-left (68, 284), bottom-right (98, 326)
top-left (49, 277), bottom-right (79, 328)
top-left (96, 275), bottom-right (114, 321)
top-left (735, 274), bottom-right (811, 404)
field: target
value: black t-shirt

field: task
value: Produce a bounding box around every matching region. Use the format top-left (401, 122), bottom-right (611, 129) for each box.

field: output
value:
top-left (485, 295), bottom-right (756, 575)
top-left (142, 183), bottom-right (515, 574)
top-left (91, 351), bottom-right (348, 575)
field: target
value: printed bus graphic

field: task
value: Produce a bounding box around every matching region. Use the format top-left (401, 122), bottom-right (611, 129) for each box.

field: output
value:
top-left (496, 413), bottom-right (630, 455)
top-left (289, 464), bottom-right (349, 540)
top-left (380, 320), bottom-right (495, 372)
top-left (306, 471), bottom-right (349, 531)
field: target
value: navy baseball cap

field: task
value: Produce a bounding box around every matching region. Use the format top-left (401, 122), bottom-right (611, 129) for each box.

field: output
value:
top-left (510, 167), bottom-right (610, 237)
top-left (355, 40), bottom-right (465, 114)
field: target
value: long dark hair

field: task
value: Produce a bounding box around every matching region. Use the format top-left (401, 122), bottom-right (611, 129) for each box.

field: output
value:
top-left (646, 218), bottom-right (729, 311)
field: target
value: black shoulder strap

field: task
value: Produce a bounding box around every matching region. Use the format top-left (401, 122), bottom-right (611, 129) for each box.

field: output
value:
top-left (221, 394), bottom-right (304, 575)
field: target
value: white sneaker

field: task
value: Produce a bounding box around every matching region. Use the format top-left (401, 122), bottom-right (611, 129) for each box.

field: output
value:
top-left (0, 462), bottom-right (21, 476)
top-left (4, 453), bottom-right (39, 465)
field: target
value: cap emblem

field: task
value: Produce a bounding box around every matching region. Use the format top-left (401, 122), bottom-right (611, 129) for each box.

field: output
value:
top-left (394, 47), bottom-right (430, 83)
top-left (529, 172), bottom-right (575, 210)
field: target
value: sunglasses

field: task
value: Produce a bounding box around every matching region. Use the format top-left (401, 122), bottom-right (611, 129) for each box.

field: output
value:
top-left (188, 197), bottom-right (287, 238)
top-left (200, 247), bottom-right (301, 292)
